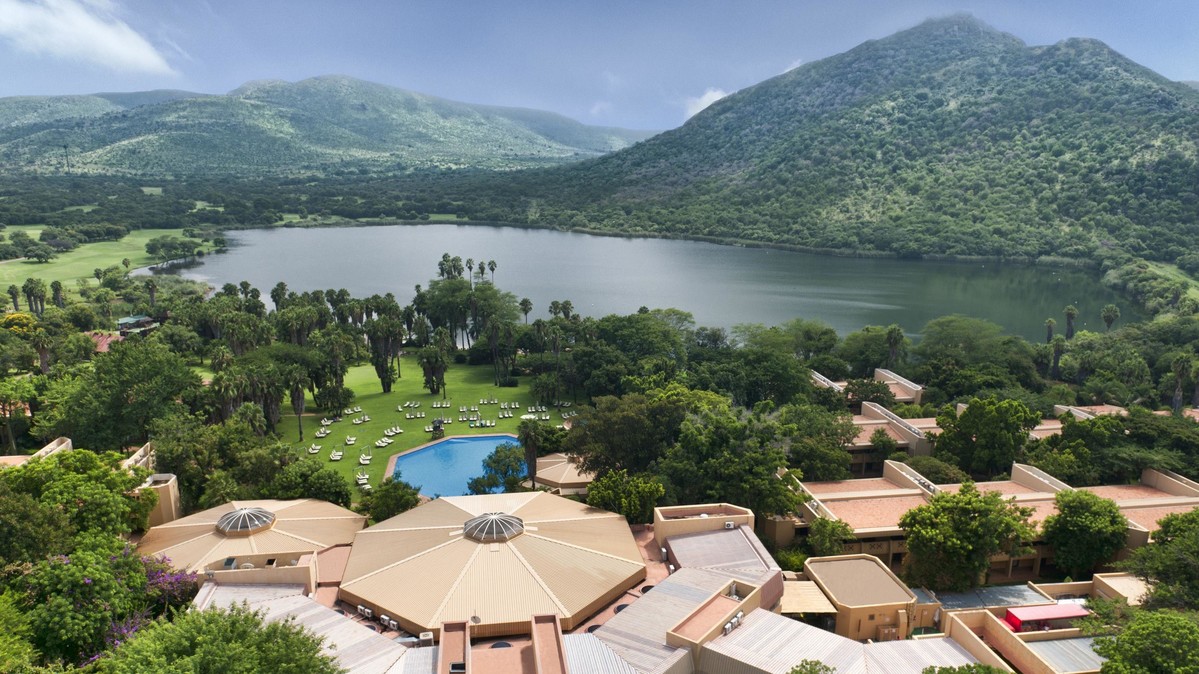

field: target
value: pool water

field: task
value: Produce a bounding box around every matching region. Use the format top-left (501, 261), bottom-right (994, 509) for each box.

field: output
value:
top-left (391, 434), bottom-right (521, 497)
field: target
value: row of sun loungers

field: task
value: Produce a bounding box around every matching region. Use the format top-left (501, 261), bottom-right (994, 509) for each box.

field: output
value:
top-left (345, 436), bottom-right (357, 445)
top-left (343, 406), bottom-right (363, 415)
top-left (383, 426), bottom-right (403, 436)
top-left (404, 412), bottom-right (426, 419)
top-left (308, 444), bottom-right (321, 454)
top-left (399, 401), bottom-right (422, 409)
top-left (330, 450), bottom-right (344, 461)
top-left (351, 415), bottom-right (371, 425)
top-left (359, 451), bottom-right (372, 465)
top-left (374, 437), bottom-right (395, 448)
top-left (469, 420), bottom-right (497, 428)
top-left (430, 400), bottom-right (451, 408)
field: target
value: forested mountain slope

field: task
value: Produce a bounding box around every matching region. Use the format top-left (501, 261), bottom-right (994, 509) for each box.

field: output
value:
top-left (0, 76), bottom-right (654, 176)
top-left (477, 15), bottom-right (1199, 262)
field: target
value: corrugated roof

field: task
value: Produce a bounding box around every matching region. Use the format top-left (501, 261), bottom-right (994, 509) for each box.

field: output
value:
top-left (339, 492), bottom-right (644, 637)
top-left (562, 634), bottom-right (638, 674)
top-left (937, 585), bottom-right (1052, 611)
top-left (137, 499), bottom-right (365, 572)
top-left (781, 581), bottom-right (836, 614)
top-left (1025, 637), bottom-right (1106, 673)
top-left (702, 609), bottom-right (979, 674)
top-left (193, 583), bottom-right (408, 673)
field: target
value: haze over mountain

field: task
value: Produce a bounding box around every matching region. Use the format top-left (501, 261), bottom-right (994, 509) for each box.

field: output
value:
top-left (462, 15), bottom-right (1199, 263)
top-left (0, 76), bottom-right (655, 175)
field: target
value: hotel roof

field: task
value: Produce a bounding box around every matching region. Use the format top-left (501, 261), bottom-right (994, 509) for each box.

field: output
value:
top-left (137, 499), bottom-right (366, 572)
top-left (193, 583), bottom-right (411, 673)
top-left (701, 608), bottom-right (979, 674)
top-left (665, 526), bottom-right (779, 586)
top-left (805, 556), bottom-right (915, 606)
top-left (338, 492), bottom-right (645, 637)
top-left (824, 494), bottom-right (931, 530)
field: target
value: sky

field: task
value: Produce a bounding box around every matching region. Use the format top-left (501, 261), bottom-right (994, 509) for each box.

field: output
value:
top-left (1, 0), bottom-right (1197, 130)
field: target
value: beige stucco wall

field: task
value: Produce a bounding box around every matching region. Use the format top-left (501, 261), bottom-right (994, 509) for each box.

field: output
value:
top-left (654, 504), bottom-right (755, 547)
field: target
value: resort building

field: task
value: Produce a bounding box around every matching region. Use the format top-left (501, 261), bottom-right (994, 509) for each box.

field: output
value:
top-left (774, 460), bottom-right (1199, 578)
top-left (137, 499), bottom-right (366, 592)
top-left (337, 492), bottom-right (646, 638)
top-left (0, 436), bottom-right (71, 469)
top-left (532, 453), bottom-right (595, 495)
top-left (804, 554), bottom-right (937, 640)
top-left (811, 367), bottom-right (925, 406)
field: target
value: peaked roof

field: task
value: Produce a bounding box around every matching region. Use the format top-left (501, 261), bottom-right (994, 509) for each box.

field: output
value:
top-left (338, 492), bottom-right (644, 635)
top-left (137, 499), bottom-right (366, 572)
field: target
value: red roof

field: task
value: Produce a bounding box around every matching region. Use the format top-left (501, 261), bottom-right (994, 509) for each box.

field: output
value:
top-left (86, 331), bottom-right (123, 353)
top-left (1006, 604), bottom-right (1090, 623)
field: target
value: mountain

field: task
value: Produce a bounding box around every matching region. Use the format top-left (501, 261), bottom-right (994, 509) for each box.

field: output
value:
top-left (485, 15), bottom-right (1199, 263)
top-left (0, 76), bottom-right (655, 175)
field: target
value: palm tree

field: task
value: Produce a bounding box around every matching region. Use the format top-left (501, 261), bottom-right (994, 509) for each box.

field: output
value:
top-left (30, 329), bottom-right (52, 375)
top-left (488, 259), bottom-right (496, 282)
top-left (1172, 355), bottom-right (1193, 415)
top-left (560, 300), bottom-right (574, 321)
top-left (1044, 318), bottom-right (1056, 344)
top-left (7, 285), bottom-right (19, 312)
top-left (270, 282), bottom-right (288, 312)
top-left (884, 324), bottom-right (904, 368)
top-left (1064, 305), bottom-right (1079, 339)
top-left (519, 298), bottom-right (533, 324)
top-left (517, 419), bottom-right (546, 484)
top-left (1101, 304), bottom-right (1120, 331)
top-left (1051, 335), bottom-right (1066, 380)
top-left (287, 367), bottom-right (310, 442)
top-left (50, 280), bottom-right (64, 308)
top-left (549, 301), bottom-right (562, 319)
top-left (121, 257), bottom-right (131, 270)
top-left (144, 278), bottom-right (158, 308)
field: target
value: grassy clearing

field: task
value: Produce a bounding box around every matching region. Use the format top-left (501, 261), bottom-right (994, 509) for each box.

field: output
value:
top-left (140, 186), bottom-right (163, 195)
top-left (276, 356), bottom-right (565, 492)
top-left (1145, 261), bottom-right (1199, 302)
top-left (0, 229), bottom-right (213, 287)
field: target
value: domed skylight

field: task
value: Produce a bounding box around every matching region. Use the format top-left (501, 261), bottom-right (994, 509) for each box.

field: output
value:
top-left (215, 507), bottom-right (277, 536)
top-left (463, 512), bottom-right (524, 542)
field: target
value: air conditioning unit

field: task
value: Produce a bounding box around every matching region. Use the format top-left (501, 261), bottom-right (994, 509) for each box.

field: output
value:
top-left (357, 605), bottom-right (366, 616)
top-left (419, 631), bottom-right (435, 647)
top-left (363, 608), bottom-right (373, 619)
top-left (724, 521), bottom-right (736, 530)
top-left (722, 621), bottom-right (733, 636)
top-left (668, 564), bottom-right (676, 574)
top-left (380, 614), bottom-right (391, 625)
top-left (735, 611), bottom-right (744, 621)
top-left (660, 547), bottom-right (668, 560)
top-left (389, 619), bottom-right (400, 631)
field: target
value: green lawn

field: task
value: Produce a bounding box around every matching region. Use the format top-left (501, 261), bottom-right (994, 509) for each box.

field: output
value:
top-left (277, 356), bottom-right (567, 493)
top-left (0, 228), bottom-right (211, 287)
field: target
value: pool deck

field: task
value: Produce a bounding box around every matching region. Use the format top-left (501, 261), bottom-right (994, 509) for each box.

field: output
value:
top-left (383, 432), bottom-right (520, 481)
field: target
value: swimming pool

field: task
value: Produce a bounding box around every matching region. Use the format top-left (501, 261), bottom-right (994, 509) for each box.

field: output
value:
top-left (391, 434), bottom-right (521, 496)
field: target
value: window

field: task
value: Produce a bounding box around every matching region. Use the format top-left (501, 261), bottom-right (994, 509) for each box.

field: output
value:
top-left (868, 614), bottom-right (875, 621)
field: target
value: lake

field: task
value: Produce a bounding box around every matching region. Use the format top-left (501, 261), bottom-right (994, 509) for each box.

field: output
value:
top-left (171, 224), bottom-right (1137, 341)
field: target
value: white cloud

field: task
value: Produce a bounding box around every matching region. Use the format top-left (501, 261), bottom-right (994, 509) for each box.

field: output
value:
top-left (0, 0), bottom-right (174, 74)
top-left (683, 87), bottom-right (728, 119)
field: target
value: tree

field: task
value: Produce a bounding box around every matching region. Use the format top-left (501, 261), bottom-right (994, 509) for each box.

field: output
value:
top-left (144, 277), bottom-right (158, 308)
top-left (884, 323), bottom-right (906, 368)
top-left (27, 244), bottom-right (55, 263)
top-left (0, 481), bottom-right (74, 566)
top-left (1093, 610), bottom-right (1199, 674)
top-left (1042, 490), bottom-right (1128, 578)
top-left (34, 340), bottom-right (200, 450)
top-left (519, 297), bottom-right (533, 324)
top-left (1045, 317), bottom-right (1056, 344)
top-left (417, 345), bottom-right (448, 397)
top-left (96, 604), bottom-right (342, 674)
top-left (268, 459), bottom-right (352, 507)
top-left (1051, 335), bottom-right (1066, 380)
top-left (1101, 304), bottom-right (1121, 331)
top-left (808, 517), bottom-right (855, 556)
top-left (777, 403), bottom-right (856, 481)
top-left (0, 592), bottom-right (37, 673)
top-left (586, 469), bottom-right (665, 524)
top-left (1122, 510), bottom-right (1199, 610)
top-left (845, 377), bottom-right (896, 407)
top-left (901, 455), bottom-right (970, 484)
top-left (899, 482), bottom-right (1035, 591)
top-left (360, 475), bottom-right (422, 522)
top-left (0, 377), bottom-right (34, 454)
top-left (517, 419), bottom-right (547, 483)
top-left (50, 279), bottom-right (64, 308)
top-left (1171, 354), bottom-right (1193, 415)
top-left (933, 397), bottom-right (1039, 478)
top-left (1064, 305), bottom-right (1079, 339)
top-left (468, 443), bottom-right (526, 494)
top-left (287, 367), bottom-right (310, 442)
top-left (789, 662), bottom-right (835, 674)
top-left (7, 284), bottom-right (18, 311)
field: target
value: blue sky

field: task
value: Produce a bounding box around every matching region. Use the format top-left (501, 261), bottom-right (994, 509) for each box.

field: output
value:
top-left (1, 0), bottom-right (1196, 130)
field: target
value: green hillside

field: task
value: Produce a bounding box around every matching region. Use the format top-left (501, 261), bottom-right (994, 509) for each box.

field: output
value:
top-left (0, 76), bottom-right (655, 176)
top-left (466, 15), bottom-right (1199, 263)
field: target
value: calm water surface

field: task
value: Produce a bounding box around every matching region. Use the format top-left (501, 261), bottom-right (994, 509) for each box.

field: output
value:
top-left (391, 434), bottom-right (519, 497)
top-left (174, 224), bottom-right (1137, 341)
